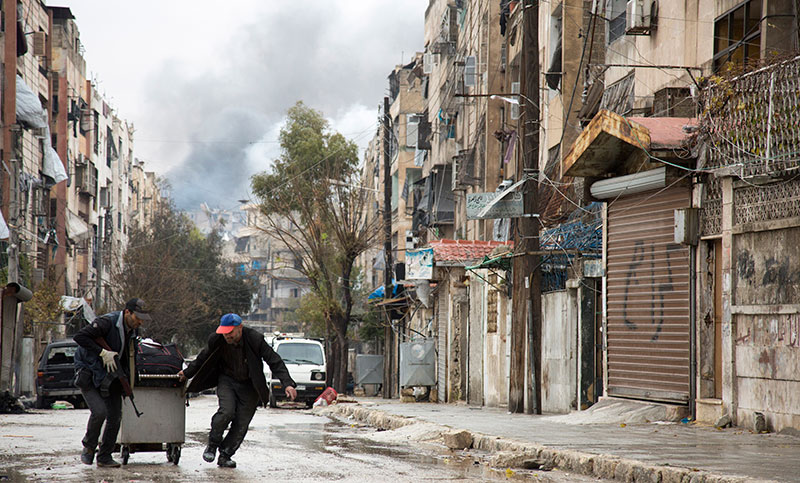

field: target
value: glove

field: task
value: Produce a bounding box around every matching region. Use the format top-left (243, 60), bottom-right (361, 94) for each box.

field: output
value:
top-left (99, 349), bottom-right (118, 372)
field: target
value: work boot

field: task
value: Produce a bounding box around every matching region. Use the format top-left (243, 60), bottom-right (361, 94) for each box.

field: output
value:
top-left (202, 444), bottom-right (217, 462)
top-left (96, 457), bottom-right (121, 468)
top-left (80, 447), bottom-right (95, 465)
top-left (217, 454), bottom-right (237, 468)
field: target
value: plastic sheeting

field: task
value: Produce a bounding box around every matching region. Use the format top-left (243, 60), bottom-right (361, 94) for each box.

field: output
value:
top-left (60, 296), bottom-right (96, 323)
top-left (42, 126), bottom-right (68, 185)
top-left (16, 75), bottom-right (46, 129)
top-left (15, 76), bottom-right (67, 186)
top-left (65, 210), bottom-right (90, 241)
top-left (0, 209), bottom-right (9, 240)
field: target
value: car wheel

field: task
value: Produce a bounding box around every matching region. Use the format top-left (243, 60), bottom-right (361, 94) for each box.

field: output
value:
top-left (269, 391), bottom-right (277, 408)
top-left (35, 395), bottom-right (48, 409)
top-left (305, 400), bottom-right (314, 409)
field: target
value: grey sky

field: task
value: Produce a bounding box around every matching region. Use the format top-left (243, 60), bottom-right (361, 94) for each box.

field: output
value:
top-left (49, 1), bottom-right (427, 209)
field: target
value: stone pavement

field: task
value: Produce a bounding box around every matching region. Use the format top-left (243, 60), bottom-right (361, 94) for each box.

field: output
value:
top-left (317, 397), bottom-right (800, 482)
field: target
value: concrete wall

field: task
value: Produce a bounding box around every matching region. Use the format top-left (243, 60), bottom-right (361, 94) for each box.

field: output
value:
top-left (436, 269), bottom-right (450, 403)
top-left (731, 227), bottom-right (800, 431)
top-left (542, 289), bottom-right (577, 413)
top-left (604, 0), bottom-right (712, 113)
top-left (482, 269), bottom-right (511, 408)
top-left (447, 268), bottom-right (469, 402)
top-left (468, 271), bottom-right (485, 405)
top-left (734, 313), bottom-right (800, 431)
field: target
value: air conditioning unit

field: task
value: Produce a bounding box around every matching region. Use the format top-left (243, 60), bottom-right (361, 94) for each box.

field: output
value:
top-left (451, 156), bottom-right (461, 191)
top-left (626, 0), bottom-right (654, 35)
top-left (423, 53), bottom-right (439, 74)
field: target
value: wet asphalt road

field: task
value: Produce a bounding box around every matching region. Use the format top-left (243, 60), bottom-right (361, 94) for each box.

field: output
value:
top-left (0, 395), bottom-right (599, 482)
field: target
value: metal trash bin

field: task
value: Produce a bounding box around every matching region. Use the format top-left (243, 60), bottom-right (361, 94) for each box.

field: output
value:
top-left (118, 374), bottom-right (185, 465)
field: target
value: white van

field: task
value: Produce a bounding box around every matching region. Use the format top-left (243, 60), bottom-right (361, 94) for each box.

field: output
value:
top-left (264, 336), bottom-right (326, 408)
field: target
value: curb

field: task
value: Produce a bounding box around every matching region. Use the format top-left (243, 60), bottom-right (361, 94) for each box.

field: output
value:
top-left (317, 403), bottom-right (763, 483)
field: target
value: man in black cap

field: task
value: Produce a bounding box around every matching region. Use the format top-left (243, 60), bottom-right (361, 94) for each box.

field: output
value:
top-left (73, 298), bottom-right (151, 467)
top-left (178, 313), bottom-right (297, 468)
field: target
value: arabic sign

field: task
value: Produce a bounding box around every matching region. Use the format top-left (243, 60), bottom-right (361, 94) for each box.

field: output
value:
top-left (466, 191), bottom-right (523, 220)
top-left (405, 248), bottom-right (434, 280)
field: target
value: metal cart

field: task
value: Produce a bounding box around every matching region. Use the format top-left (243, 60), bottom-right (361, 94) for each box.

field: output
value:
top-left (117, 374), bottom-right (185, 465)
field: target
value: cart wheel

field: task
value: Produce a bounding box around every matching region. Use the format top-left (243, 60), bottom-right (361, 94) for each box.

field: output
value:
top-left (121, 446), bottom-right (130, 465)
top-left (167, 444), bottom-right (181, 465)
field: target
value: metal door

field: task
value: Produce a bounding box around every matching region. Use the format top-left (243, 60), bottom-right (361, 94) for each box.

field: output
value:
top-left (606, 186), bottom-right (691, 403)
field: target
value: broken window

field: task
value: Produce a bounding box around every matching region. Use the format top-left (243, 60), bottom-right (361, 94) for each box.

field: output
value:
top-left (606, 0), bottom-right (627, 44)
top-left (546, 5), bottom-right (563, 91)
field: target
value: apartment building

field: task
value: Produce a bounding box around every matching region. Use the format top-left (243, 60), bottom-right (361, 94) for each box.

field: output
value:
top-left (0, 2), bottom-right (159, 396)
top-left (359, 0), bottom-right (800, 433)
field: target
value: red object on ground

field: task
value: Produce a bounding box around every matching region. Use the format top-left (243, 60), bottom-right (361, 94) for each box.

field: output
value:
top-left (315, 387), bottom-right (338, 405)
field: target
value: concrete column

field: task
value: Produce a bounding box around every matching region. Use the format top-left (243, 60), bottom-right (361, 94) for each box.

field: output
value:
top-left (720, 177), bottom-right (737, 422)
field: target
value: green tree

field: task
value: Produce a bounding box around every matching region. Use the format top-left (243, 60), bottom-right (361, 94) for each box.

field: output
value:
top-left (24, 277), bottom-right (63, 336)
top-left (251, 102), bottom-right (381, 391)
top-left (109, 197), bottom-right (254, 351)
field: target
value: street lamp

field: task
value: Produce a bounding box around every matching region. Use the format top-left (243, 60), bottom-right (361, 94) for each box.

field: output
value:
top-left (490, 94), bottom-right (519, 105)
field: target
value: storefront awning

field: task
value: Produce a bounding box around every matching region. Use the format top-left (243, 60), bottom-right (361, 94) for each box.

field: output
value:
top-left (563, 109), bottom-right (696, 178)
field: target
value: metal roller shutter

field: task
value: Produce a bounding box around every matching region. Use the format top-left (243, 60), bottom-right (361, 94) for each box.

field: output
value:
top-left (606, 186), bottom-right (691, 403)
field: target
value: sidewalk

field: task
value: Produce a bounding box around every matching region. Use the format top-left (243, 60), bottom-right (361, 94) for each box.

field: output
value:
top-left (317, 397), bottom-right (800, 482)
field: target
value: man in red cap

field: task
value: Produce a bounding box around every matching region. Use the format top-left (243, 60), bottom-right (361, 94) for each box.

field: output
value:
top-left (178, 313), bottom-right (297, 468)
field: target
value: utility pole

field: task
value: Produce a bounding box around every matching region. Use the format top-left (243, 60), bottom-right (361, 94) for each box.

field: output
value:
top-left (3, 0), bottom-right (19, 285)
top-left (96, 209), bottom-right (104, 310)
top-left (510, 0), bottom-right (541, 414)
top-left (382, 96), bottom-right (394, 399)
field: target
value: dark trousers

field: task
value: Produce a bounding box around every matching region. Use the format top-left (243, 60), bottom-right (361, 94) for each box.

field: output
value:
top-left (209, 374), bottom-right (259, 458)
top-left (80, 380), bottom-right (123, 461)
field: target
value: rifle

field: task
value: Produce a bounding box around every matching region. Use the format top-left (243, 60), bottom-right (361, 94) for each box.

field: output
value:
top-left (94, 337), bottom-right (143, 417)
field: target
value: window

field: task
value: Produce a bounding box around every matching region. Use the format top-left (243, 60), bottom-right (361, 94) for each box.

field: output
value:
top-left (106, 127), bottom-right (113, 167)
top-left (276, 343), bottom-right (324, 365)
top-left (713, 0), bottom-right (762, 71)
top-left (391, 172), bottom-right (399, 211)
top-left (607, 0), bottom-right (627, 44)
top-left (406, 114), bottom-right (421, 148)
top-left (464, 55), bottom-right (477, 87)
top-left (546, 6), bottom-right (563, 91)
top-left (47, 345), bottom-right (77, 365)
top-left (93, 110), bottom-right (99, 154)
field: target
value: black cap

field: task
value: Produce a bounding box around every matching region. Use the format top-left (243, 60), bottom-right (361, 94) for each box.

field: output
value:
top-left (125, 298), bottom-right (152, 321)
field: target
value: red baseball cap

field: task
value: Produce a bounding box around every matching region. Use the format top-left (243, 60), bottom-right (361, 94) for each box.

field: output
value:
top-left (216, 313), bottom-right (242, 334)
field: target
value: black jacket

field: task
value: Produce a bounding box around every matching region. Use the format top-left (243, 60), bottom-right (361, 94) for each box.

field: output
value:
top-left (184, 326), bottom-right (295, 406)
top-left (73, 311), bottom-right (134, 388)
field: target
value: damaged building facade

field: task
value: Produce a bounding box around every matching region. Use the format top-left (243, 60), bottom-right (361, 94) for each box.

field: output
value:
top-left (360, 0), bottom-right (800, 432)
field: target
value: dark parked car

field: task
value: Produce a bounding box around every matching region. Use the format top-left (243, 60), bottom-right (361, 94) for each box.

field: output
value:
top-left (36, 339), bottom-right (84, 409)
